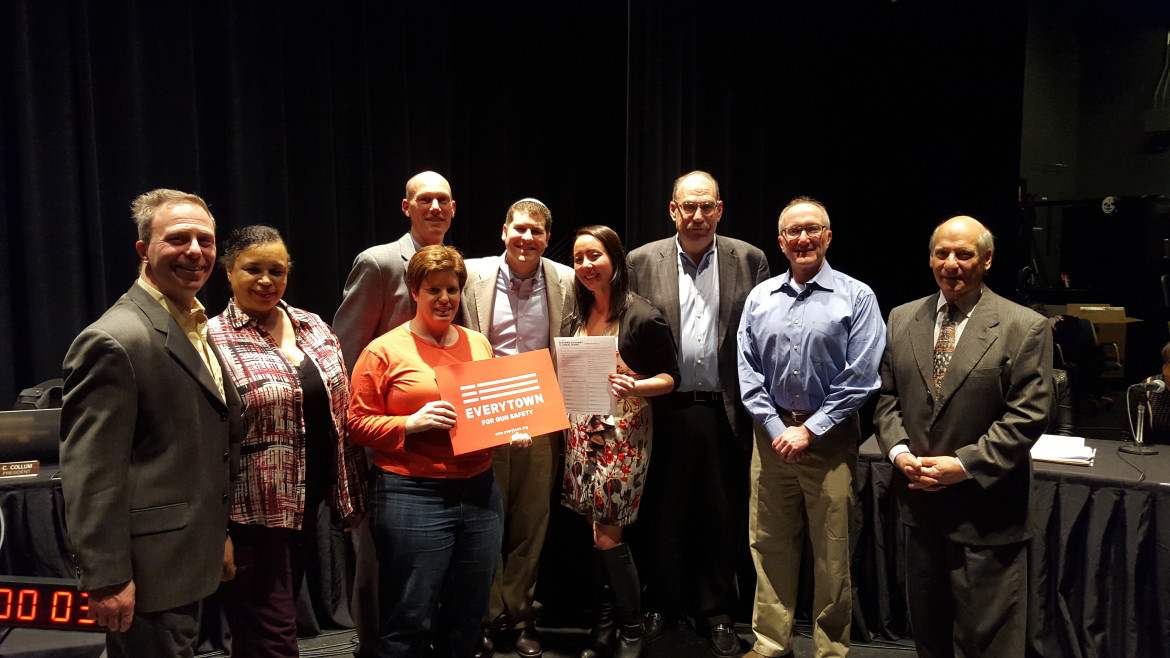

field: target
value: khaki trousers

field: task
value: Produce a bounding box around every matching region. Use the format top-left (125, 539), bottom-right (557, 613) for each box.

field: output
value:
top-left (748, 416), bottom-right (858, 658)
top-left (485, 431), bottom-right (560, 628)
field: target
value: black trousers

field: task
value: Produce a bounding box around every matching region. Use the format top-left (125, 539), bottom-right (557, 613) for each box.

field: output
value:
top-left (107, 600), bottom-right (201, 658)
top-left (905, 524), bottom-right (1027, 658)
top-left (636, 393), bottom-right (750, 626)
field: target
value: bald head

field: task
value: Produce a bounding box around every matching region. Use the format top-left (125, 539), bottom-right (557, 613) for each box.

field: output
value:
top-left (929, 215), bottom-right (995, 303)
top-left (405, 171), bottom-right (452, 201)
top-left (402, 171), bottom-right (455, 246)
top-left (929, 215), bottom-right (994, 259)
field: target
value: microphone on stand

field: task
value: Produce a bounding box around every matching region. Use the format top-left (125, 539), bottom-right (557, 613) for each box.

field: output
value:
top-left (1122, 380), bottom-right (1163, 455)
top-left (1129, 380), bottom-right (1167, 393)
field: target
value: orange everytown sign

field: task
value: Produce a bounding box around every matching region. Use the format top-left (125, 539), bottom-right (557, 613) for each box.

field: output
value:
top-left (434, 348), bottom-right (569, 455)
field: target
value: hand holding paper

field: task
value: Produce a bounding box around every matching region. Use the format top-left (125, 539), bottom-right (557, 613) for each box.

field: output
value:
top-left (610, 373), bottom-right (638, 399)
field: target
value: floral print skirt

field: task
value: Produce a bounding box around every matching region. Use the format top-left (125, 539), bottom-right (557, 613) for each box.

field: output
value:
top-left (561, 394), bottom-right (652, 526)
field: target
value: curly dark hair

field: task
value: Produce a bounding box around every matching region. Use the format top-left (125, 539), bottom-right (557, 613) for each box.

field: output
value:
top-left (220, 225), bottom-right (289, 270)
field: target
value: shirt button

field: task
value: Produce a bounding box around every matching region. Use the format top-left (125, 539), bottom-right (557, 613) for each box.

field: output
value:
top-left (795, 394), bottom-right (801, 398)
top-left (793, 370), bottom-right (799, 375)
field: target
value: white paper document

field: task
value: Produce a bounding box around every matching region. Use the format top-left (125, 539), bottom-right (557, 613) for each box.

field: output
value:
top-left (1031, 434), bottom-right (1096, 466)
top-left (554, 336), bottom-right (618, 415)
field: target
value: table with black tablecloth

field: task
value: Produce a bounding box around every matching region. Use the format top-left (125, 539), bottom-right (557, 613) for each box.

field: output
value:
top-left (854, 436), bottom-right (1170, 657)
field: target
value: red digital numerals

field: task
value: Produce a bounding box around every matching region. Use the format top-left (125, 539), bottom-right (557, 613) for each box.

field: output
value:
top-left (0, 587), bottom-right (95, 628)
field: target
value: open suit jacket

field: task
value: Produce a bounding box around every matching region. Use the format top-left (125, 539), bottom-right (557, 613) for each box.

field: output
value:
top-left (459, 255), bottom-right (576, 357)
top-left (334, 232), bottom-right (418, 372)
top-left (628, 235), bottom-right (770, 451)
top-left (60, 283), bottom-right (244, 613)
top-left (873, 288), bottom-right (1052, 546)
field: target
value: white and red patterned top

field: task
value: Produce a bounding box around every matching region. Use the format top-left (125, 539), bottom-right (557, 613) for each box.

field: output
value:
top-left (209, 299), bottom-right (366, 529)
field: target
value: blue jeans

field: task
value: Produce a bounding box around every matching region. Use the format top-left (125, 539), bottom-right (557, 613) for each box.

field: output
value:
top-left (371, 468), bottom-right (504, 658)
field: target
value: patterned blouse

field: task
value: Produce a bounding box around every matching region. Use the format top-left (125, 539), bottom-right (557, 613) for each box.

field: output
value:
top-left (209, 299), bottom-right (366, 529)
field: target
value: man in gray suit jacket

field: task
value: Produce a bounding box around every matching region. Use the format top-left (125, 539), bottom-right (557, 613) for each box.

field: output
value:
top-left (628, 171), bottom-right (770, 657)
top-left (874, 215), bottom-right (1053, 657)
top-left (460, 199), bottom-right (575, 658)
top-left (333, 170), bottom-right (456, 656)
top-left (60, 189), bottom-right (243, 657)
top-left (334, 170), bottom-right (456, 371)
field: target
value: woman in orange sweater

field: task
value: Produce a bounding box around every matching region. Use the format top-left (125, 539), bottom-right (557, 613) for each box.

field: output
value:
top-left (347, 245), bottom-right (530, 658)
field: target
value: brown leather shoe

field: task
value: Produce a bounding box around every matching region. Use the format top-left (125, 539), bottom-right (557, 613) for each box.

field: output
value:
top-left (513, 627), bottom-right (542, 657)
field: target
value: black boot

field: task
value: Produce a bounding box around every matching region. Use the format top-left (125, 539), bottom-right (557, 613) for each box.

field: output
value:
top-left (598, 544), bottom-right (644, 658)
top-left (580, 549), bottom-right (616, 658)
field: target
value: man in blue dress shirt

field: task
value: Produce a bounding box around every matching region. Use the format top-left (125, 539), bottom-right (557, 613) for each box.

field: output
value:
top-left (737, 197), bottom-right (886, 658)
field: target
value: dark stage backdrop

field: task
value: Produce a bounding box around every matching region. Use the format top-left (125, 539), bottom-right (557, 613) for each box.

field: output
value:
top-left (1, 0), bottom-right (1028, 405)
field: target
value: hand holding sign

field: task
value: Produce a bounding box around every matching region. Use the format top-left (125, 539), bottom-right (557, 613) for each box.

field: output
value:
top-left (406, 400), bottom-right (458, 434)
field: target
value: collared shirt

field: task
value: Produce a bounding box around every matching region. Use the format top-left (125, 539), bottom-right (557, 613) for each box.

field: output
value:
top-left (488, 257), bottom-right (550, 357)
top-left (737, 262), bottom-right (886, 440)
top-left (208, 299), bottom-right (367, 528)
top-left (136, 277), bottom-right (225, 400)
top-left (676, 235), bottom-right (720, 391)
top-left (886, 287), bottom-right (985, 474)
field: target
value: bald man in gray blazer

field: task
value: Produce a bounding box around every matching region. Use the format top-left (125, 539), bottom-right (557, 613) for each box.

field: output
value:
top-left (874, 215), bottom-right (1053, 657)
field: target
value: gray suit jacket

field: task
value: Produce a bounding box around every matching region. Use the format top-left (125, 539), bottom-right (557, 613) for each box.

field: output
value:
top-left (459, 255), bottom-right (576, 356)
top-left (628, 235), bottom-right (770, 448)
top-left (874, 288), bottom-right (1053, 546)
top-left (334, 232), bottom-right (418, 372)
top-left (60, 283), bottom-right (244, 612)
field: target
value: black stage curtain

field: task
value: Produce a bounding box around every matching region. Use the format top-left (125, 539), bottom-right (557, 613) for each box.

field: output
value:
top-left (1, 0), bottom-right (1027, 403)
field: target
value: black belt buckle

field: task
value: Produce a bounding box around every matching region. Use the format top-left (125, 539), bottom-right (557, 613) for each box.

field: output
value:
top-left (780, 408), bottom-right (812, 422)
top-left (689, 390), bottom-right (722, 403)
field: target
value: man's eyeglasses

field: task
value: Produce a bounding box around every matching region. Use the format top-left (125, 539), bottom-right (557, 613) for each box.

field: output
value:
top-left (676, 201), bottom-right (720, 217)
top-left (782, 224), bottom-right (827, 239)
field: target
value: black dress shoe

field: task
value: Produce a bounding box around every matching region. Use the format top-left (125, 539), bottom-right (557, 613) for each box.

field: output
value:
top-left (708, 623), bottom-right (740, 658)
top-left (472, 627), bottom-right (495, 658)
top-left (641, 612), bottom-right (665, 643)
top-left (514, 627), bottom-right (542, 657)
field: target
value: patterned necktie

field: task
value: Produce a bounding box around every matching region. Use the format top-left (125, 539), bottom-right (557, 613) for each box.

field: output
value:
top-left (933, 303), bottom-right (958, 394)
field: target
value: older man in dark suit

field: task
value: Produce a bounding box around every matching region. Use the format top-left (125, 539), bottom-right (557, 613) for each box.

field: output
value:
top-left (874, 215), bottom-right (1053, 657)
top-left (628, 171), bottom-right (770, 657)
top-left (60, 189), bottom-right (243, 657)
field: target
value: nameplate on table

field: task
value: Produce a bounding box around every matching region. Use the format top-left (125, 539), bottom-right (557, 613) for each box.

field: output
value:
top-left (0, 460), bottom-right (40, 479)
top-left (435, 349), bottom-right (569, 455)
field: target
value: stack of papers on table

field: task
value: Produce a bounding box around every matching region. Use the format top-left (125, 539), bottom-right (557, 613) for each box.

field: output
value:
top-left (1031, 434), bottom-right (1096, 466)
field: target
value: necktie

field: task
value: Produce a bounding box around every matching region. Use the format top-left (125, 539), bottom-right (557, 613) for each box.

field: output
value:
top-left (511, 276), bottom-right (536, 300)
top-left (933, 303), bottom-right (958, 394)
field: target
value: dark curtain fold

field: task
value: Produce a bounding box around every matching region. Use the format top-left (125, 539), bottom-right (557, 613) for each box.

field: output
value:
top-left (2, 0), bottom-right (1026, 406)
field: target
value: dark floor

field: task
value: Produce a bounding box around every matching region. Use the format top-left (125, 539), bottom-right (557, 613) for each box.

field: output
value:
top-left (287, 624), bottom-right (918, 658)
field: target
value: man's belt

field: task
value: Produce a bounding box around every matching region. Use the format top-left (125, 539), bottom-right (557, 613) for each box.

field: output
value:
top-left (672, 390), bottom-right (723, 403)
top-left (778, 408), bottom-right (813, 422)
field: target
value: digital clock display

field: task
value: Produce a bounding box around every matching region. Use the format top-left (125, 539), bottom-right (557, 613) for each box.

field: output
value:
top-left (0, 576), bottom-right (102, 632)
